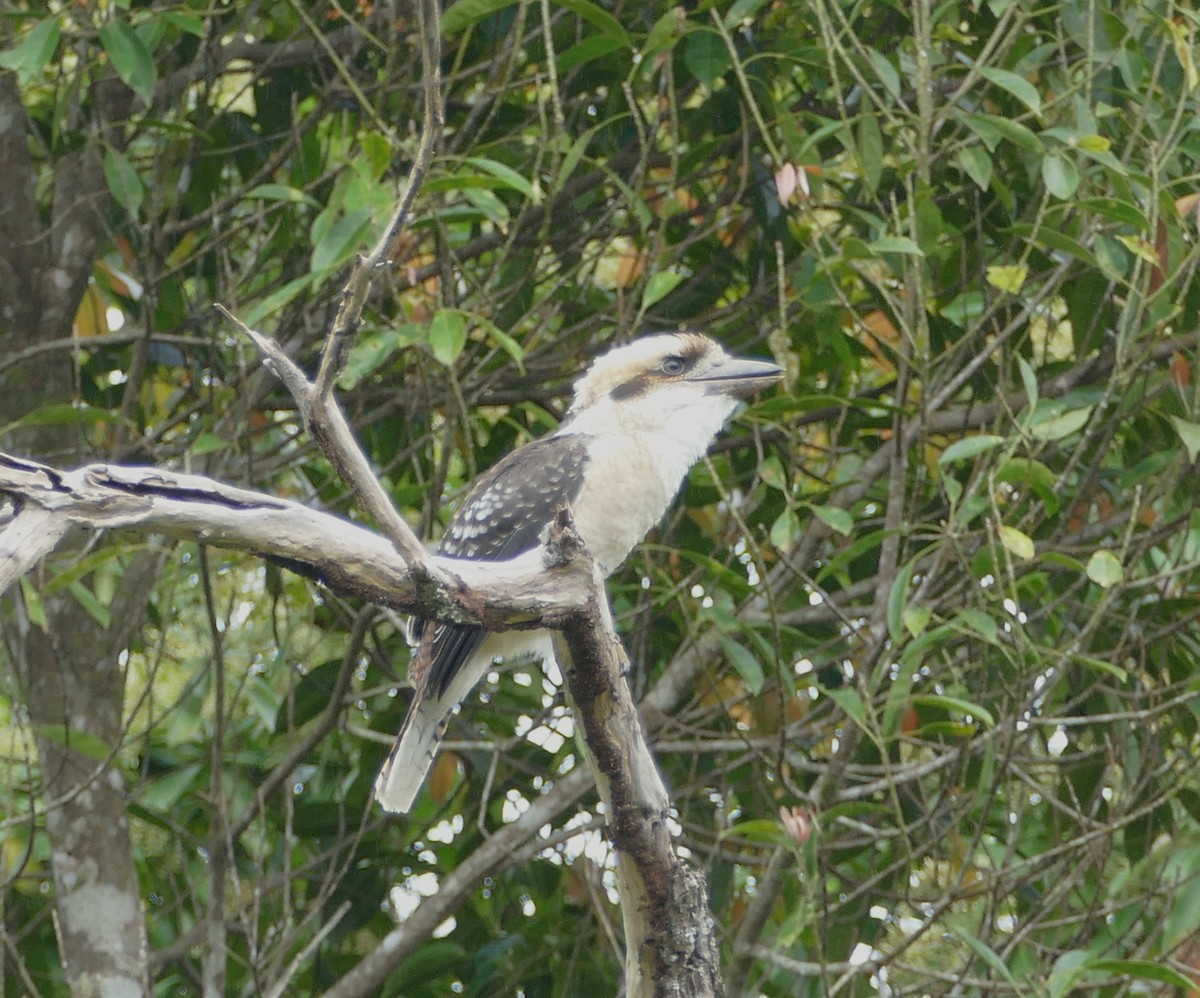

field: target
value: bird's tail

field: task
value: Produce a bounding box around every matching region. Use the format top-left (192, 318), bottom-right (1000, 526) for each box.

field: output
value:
top-left (373, 695), bottom-right (450, 814)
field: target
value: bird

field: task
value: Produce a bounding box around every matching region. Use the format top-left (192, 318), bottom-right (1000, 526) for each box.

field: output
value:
top-left (374, 332), bottom-right (783, 813)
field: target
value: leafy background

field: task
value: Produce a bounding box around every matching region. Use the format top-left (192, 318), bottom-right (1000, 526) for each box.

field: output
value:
top-left (2, 0), bottom-right (1200, 994)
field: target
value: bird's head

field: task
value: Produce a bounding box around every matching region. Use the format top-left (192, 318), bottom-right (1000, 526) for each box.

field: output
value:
top-left (564, 333), bottom-right (783, 442)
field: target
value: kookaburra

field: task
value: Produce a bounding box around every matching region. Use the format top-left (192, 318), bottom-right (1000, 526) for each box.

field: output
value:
top-left (374, 332), bottom-right (783, 813)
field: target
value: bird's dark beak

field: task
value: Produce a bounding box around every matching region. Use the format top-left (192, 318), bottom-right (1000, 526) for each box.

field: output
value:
top-left (695, 355), bottom-right (785, 398)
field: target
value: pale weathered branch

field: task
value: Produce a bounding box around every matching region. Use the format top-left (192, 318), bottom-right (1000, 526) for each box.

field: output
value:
top-left (315, 0), bottom-right (443, 393)
top-left (207, 0), bottom-right (443, 576)
top-left (0, 453), bottom-right (590, 630)
top-left (214, 307), bottom-right (437, 572)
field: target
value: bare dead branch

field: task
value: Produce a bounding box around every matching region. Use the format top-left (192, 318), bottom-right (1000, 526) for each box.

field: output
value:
top-left (210, 0), bottom-right (442, 570)
top-left (214, 306), bottom-right (436, 572)
top-left (0, 453), bottom-right (590, 631)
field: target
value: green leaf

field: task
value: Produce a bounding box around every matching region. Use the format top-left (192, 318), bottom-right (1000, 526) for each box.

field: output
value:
top-left (472, 316), bottom-right (526, 372)
top-left (104, 146), bottom-right (144, 215)
top-left (461, 156), bottom-right (539, 202)
top-left (559, 33), bottom-right (626, 72)
top-left (99, 19), bottom-right (156, 106)
top-left (977, 65), bottom-right (1043, 117)
top-left (720, 637), bottom-right (765, 695)
top-left (1042, 151), bottom-right (1080, 200)
top-left (957, 145), bottom-right (993, 190)
top-left (684, 30), bottom-right (731, 90)
top-left (1048, 949), bottom-right (1090, 998)
top-left (1092, 234), bottom-right (1130, 282)
top-left (723, 0), bottom-right (770, 27)
top-left (19, 577), bottom-right (47, 631)
top-left (554, 0), bottom-right (630, 44)
top-left (442, 0), bottom-right (516, 35)
top-left (1070, 652), bottom-right (1127, 682)
top-left (1086, 550), bottom-right (1122, 588)
top-left (394, 941), bottom-right (471, 990)
top-left (858, 112), bottom-right (883, 195)
top-left (806, 503), bottom-right (853, 536)
top-left (758, 455), bottom-right (786, 490)
top-left (1170, 416), bottom-right (1200, 461)
top-left (31, 725), bottom-right (113, 763)
top-left (940, 290), bottom-right (986, 326)
top-left (429, 310), bottom-right (468, 366)
top-left (140, 762), bottom-right (203, 811)
top-left (461, 187), bottom-right (510, 225)
top-left (938, 434), bottom-right (1005, 465)
top-left (642, 271), bottom-right (684, 309)
top-left (996, 457), bottom-right (1059, 514)
top-left (954, 608), bottom-right (999, 643)
top-left (242, 274), bottom-right (315, 327)
top-left (869, 235), bottom-right (924, 256)
top-left (998, 524), bottom-right (1035, 561)
top-left (963, 112), bottom-right (1043, 154)
top-left (40, 545), bottom-right (142, 597)
top-left (864, 47), bottom-right (901, 100)
top-left (1028, 405), bottom-right (1091, 441)
top-left (1017, 356), bottom-right (1038, 408)
top-left (161, 11), bottom-right (205, 36)
top-left (3, 402), bottom-right (117, 434)
top-left (245, 183), bottom-right (321, 207)
top-left (642, 6), bottom-right (686, 62)
top-left (886, 559), bottom-right (915, 643)
top-left (723, 818), bottom-right (785, 844)
top-left (910, 693), bottom-right (995, 728)
top-left (1010, 222), bottom-right (1098, 268)
top-left (0, 17), bottom-right (61, 85)
top-left (190, 433), bottom-right (228, 455)
top-left (311, 210), bottom-right (372, 274)
top-left (902, 605), bottom-right (931, 638)
top-left (985, 263), bottom-right (1027, 293)
top-left (1087, 960), bottom-right (1194, 990)
top-left (769, 507), bottom-right (799, 549)
top-left (68, 580), bottom-right (111, 629)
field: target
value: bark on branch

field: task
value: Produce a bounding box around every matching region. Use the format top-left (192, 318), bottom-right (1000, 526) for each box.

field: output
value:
top-left (548, 514), bottom-right (726, 998)
top-left (0, 453), bottom-right (591, 632)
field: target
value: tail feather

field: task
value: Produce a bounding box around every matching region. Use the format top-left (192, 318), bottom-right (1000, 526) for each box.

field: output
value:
top-left (373, 629), bottom-right (555, 814)
top-left (373, 697), bottom-right (449, 814)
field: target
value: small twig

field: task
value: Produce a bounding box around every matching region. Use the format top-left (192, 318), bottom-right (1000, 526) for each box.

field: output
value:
top-left (314, 0), bottom-right (444, 393)
top-left (262, 900), bottom-right (352, 998)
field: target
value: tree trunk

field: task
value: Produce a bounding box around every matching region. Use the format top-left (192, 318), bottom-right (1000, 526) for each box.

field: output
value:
top-left (0, 68), bottom-right (155, 997)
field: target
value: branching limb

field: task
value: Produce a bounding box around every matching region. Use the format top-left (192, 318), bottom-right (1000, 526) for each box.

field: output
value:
top-left (215, 306), bottom-right (435, 572)
top-left (0, 454), bottom-right (590, 631)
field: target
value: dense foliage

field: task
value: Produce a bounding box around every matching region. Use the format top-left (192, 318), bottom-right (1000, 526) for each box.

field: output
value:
top-left (3, 0), bottom-right (1200, 993)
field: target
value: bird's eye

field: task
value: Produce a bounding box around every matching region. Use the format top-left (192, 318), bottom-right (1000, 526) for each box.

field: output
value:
top-left (660, 356), bottom-right (686, 376)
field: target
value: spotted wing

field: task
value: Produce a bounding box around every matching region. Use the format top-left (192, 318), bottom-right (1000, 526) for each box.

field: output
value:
top-left (411, 433), bottom-right (590, 698)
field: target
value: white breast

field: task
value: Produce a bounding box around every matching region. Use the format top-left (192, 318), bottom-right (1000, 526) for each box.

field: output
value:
top-left (562, 386), bottom-right (739, 574)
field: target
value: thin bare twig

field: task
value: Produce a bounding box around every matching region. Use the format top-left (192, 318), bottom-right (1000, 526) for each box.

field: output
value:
top-left (315, 0), bottom-right (444, 392)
